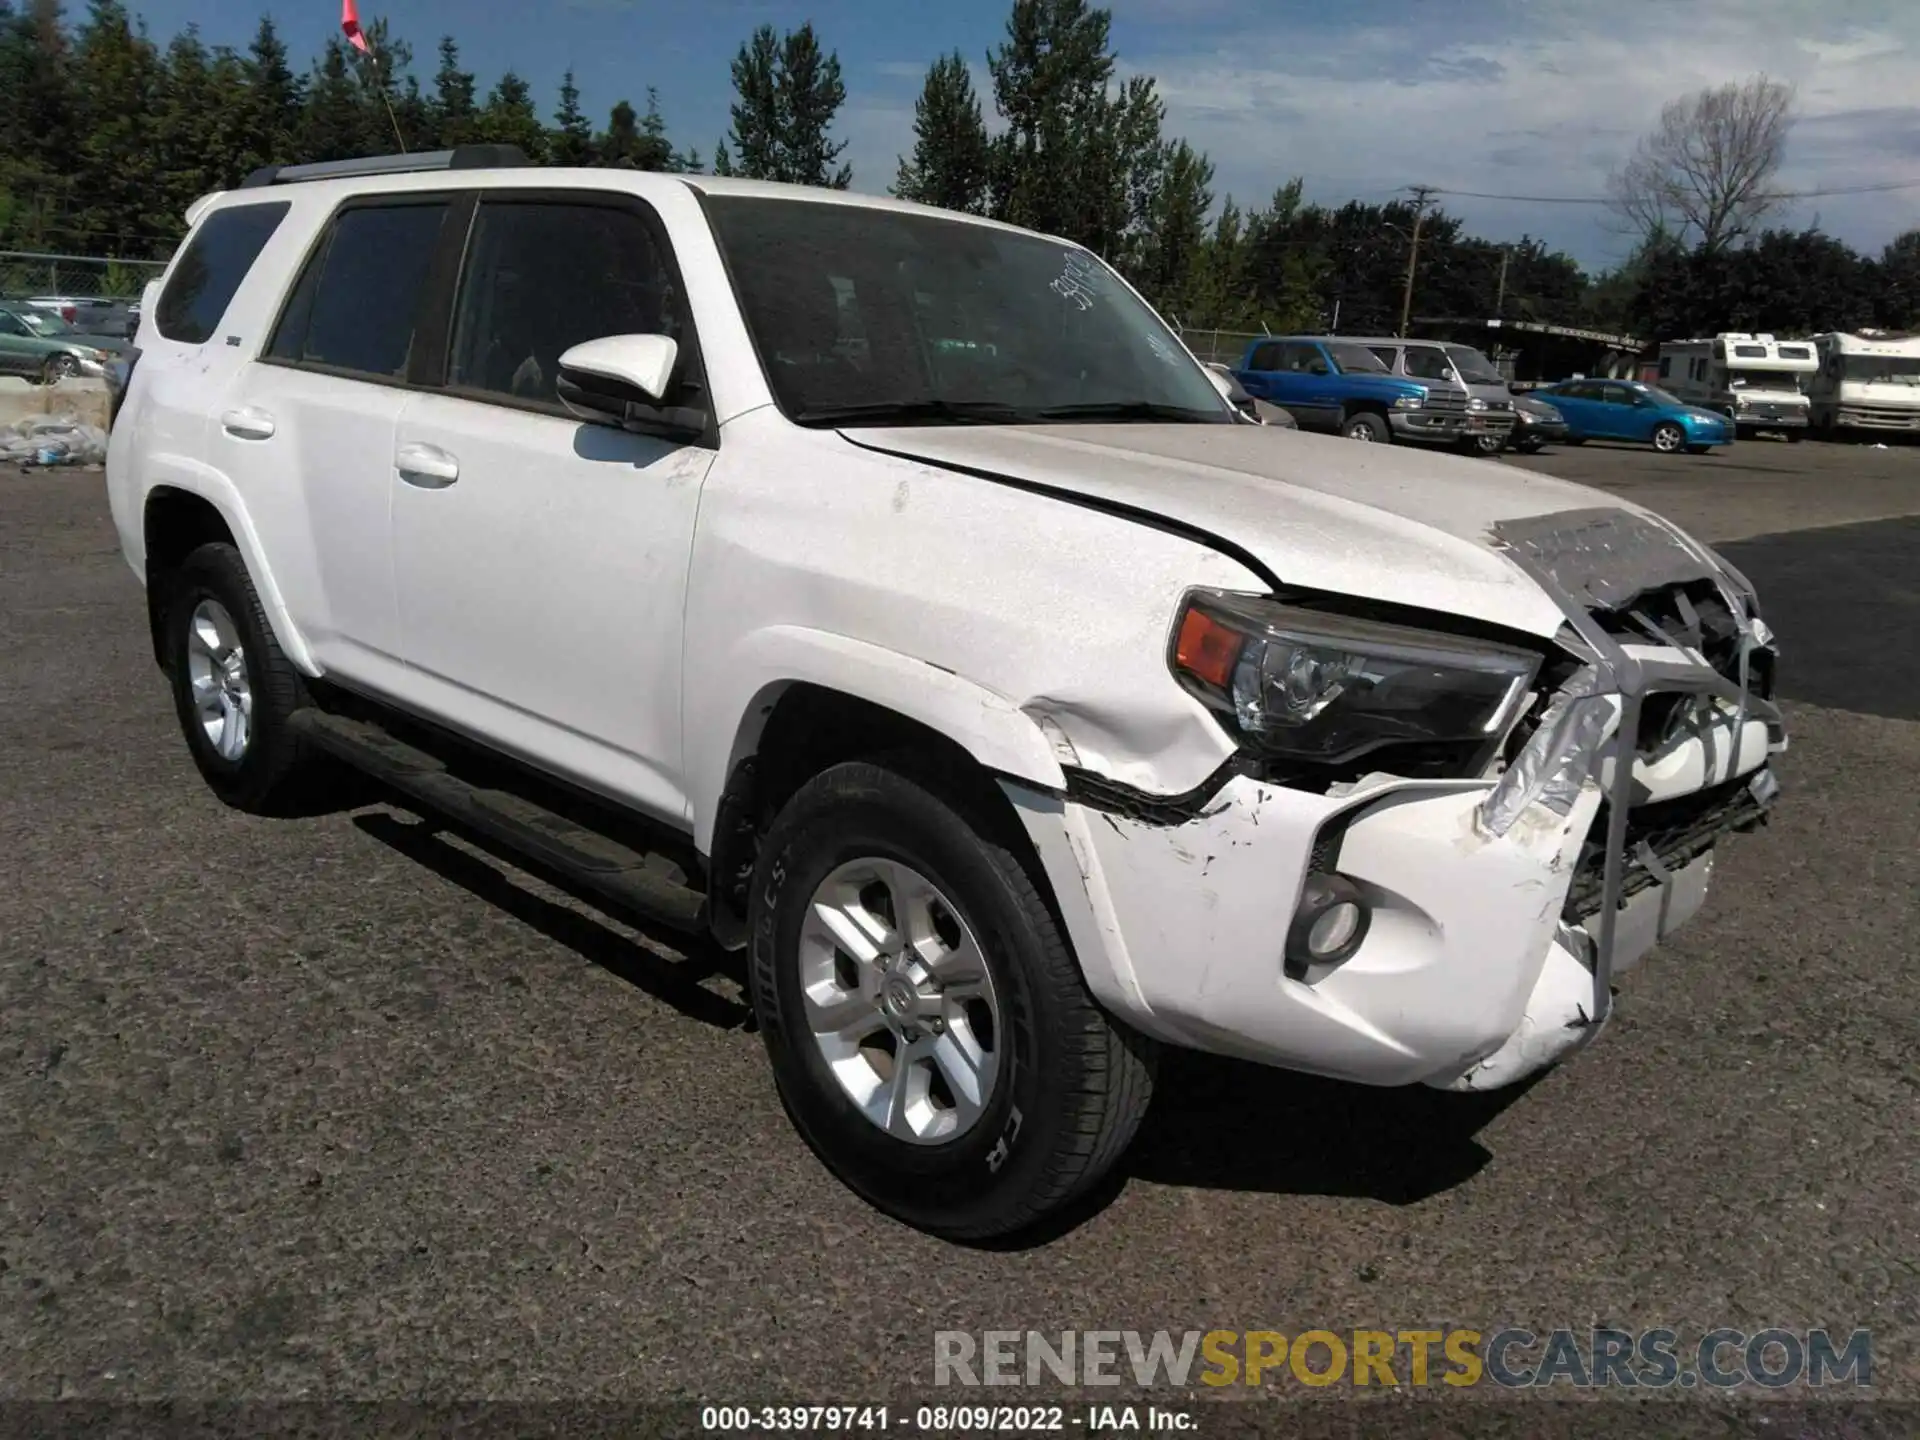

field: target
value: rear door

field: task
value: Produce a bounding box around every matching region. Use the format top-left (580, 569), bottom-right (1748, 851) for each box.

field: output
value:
top-left (385, 189), bottom-right (717, 825)
top-left (212, 195), bottom-right (459, 690)
top-left (1547, 382), bottom-right (1599, 435)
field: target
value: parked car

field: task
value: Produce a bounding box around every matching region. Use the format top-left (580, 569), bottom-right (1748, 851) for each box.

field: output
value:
top-left (1231, 336), bottom-right (1466, 443)
top-left (1356, 337), bottom-right (1516, 454)
top-left (1506, 391), bottom-right (1570, 453)
top-left (0, 302), bottom-right (124, 383)
top-left (109, 148), bottom-right (1787, 1240)
top-left (1531, 378), bottom-right (1734, 453)
top-left (1204, 361), bottom-right (1298, 427)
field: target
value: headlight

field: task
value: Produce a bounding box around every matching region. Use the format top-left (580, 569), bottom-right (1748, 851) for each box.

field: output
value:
top-left (1392, 394), bottom-right (1423, 410)
top-left (1469, 397), bottom-right (1489, 412)
top-left (1170, 592), bottom-right (1542, 763)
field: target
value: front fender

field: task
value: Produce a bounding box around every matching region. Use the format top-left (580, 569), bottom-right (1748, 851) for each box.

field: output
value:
top-left (137, 460), bottom-right (319, 676)
top-left (687, 625), bottom-right (1070, 853)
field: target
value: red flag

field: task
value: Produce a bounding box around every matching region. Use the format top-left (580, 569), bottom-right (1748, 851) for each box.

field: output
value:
top-left (341, 0), bottom-right (370, 54)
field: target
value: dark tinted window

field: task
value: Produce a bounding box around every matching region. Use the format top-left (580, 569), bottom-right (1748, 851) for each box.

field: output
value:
top-left (155, 202), bottom-right (290, 344)
top-left (1247, 342), bottom-right (1282, 370)
top-left (447, 199), bottom-right (687, 405)
top-left (269, 202), bottom-right (449, 377)
top-left (1658, 356), bottom-right (1671, 377)
top-left (1403, 346), bottom-right (1454, 381)
top-left (704, 195), bottom-right (1226, 425)
top-left (1275, 342), bottom-right (1326, 373)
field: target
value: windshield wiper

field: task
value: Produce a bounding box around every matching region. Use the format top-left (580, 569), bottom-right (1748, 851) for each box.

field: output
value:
top-left (1032, 401), bottom-right (1225, 423)
top-left (792, 399), bottom-right (1033, 427)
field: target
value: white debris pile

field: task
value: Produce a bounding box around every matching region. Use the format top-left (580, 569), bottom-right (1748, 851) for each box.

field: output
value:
top-left (0, 413), bottom-right (109, 467)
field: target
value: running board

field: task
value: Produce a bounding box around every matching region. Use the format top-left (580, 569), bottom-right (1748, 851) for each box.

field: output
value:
top-left (289, 709), bottom-right (708, 935)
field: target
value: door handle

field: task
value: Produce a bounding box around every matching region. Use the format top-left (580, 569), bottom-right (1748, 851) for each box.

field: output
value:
top-left (221, 407), bottom-right (275, 440)
top-left (396, 442), bottom-right (459, 488)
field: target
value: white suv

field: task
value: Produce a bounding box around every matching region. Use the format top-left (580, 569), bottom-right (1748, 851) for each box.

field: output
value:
top-left (107, 147), bottom-right (1787, 1239)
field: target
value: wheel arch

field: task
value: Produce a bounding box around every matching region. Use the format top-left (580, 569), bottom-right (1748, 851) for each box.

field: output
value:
top-left (694, 634), bottom-right (1073, 942)
top-left (140, 477), bottom-right (317, 675)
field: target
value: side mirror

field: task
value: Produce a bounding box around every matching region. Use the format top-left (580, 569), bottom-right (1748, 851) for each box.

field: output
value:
top-left (1203, 364), bottom-right (1239, 403)
top-left (557, 333), bottom-right (708, 439)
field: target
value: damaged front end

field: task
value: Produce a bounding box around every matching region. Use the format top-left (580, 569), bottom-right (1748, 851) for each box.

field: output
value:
top-left (1438, 507), bottom-right (1787, 1090)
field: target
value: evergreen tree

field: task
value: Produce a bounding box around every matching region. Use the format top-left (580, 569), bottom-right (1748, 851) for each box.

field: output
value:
top-left (70, 0), bottom-right (162, 253)
top-left (1877, 231), bottom-right (1920, 331)
top-left (432, 35), bottom-right (474, 147)
top-left (300, 36), bottom-right (376, 163)
top-left (721, 22), bottom-right (851, 187)
top-left (475, 70), bottom-right (547, 158)
top-left (1133, 139), bottom-right (1211, 318)
top-left (549, 67), bottom-right (592, 165)
top-left (236, 15), bottom-right (302, 178)
top-left (892, 52), bottom-right (989, 213)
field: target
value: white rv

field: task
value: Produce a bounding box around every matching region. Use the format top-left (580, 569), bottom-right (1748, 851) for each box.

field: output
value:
top-left (1808, 331), bottom-right (1920, 433)
top-left (1656, 333), bottom-right (1817, 440)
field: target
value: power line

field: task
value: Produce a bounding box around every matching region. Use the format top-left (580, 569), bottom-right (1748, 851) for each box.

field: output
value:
top-left (1418, 178), bottom-right (1920, 206)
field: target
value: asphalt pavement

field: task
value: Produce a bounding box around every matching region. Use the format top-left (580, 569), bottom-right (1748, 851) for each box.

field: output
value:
top-left (1, 438), bottom-right (1915, 1427)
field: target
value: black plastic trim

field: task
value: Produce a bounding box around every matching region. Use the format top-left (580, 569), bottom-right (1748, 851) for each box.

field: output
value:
top-left (1059, 755), bottom-right (1255, 827)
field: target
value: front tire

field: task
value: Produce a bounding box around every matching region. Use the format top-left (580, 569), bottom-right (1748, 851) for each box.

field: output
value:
top-left (1652, 422), bottom-right (1687, 453)
top-left (1467, 432), bottom-right (1507, 456)
top-left (1343, 410), bottom-right (1390, 444)
top-left (162, 542), bottom-right (319, 814)
top-left (748, 760), bottom-right (1156, 1241)
top-left (41, 354), bottom-right (78, 385)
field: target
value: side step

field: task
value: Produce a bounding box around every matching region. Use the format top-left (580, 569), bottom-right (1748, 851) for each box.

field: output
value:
top-left (289, 709), bottom-right (708, 935)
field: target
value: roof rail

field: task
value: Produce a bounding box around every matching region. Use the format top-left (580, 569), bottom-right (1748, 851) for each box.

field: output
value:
top-left (240, 144), bottom-right (531, 189)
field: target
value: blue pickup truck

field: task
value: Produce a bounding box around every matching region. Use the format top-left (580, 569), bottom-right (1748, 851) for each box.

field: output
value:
top-left (1231, 336), bottom-right (1471, 444)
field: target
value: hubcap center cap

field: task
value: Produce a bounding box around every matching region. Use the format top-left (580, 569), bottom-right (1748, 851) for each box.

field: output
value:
top-left (880, 975), bottom-right (918, 1021)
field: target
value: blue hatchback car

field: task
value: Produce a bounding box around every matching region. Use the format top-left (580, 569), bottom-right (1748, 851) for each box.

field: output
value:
top-left (1531, 378), bottom-right (1734, 454)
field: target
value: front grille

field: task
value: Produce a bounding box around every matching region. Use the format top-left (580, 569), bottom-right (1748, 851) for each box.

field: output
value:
top-left (1422, 392), bottom-right (1467, 414)
top-left (1563, 773), bottom-right (1769, 920)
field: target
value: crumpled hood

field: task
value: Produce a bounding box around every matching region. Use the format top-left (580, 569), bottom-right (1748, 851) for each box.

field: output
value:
top-left (844, 422), bottom-right (1682, 637)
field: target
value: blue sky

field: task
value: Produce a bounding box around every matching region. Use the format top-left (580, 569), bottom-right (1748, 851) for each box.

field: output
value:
top-left (124, 0), bottom-right (1920, 271)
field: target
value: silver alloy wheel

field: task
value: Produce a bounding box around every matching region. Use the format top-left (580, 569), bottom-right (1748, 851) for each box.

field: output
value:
top-left (1475, 432), bottom-right (1506, 454)
top-left (798, 857), bottom-right (1002, 1145)
top-left (1346, 418), bottom-right (1376, 441)
top-left (185, 598), bottom-right (253, 762)
top-left (1653, 423), bottom-right (1685, 453)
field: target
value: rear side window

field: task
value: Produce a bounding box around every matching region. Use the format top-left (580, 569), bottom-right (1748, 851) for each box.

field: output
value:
top-left (154, 201), bottom-right (290, 344)
top-left (1247, 342), bottom-right (1280, 370)
top-left (445, 198), bottom-right (688, 406)
top-left (268, 201), bottom-right (450, 378)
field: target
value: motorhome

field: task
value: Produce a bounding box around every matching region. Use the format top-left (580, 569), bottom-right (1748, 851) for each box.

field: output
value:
top-left (1656, 333), bottom-right (1817, 440)
top-left (1807, 331), bottom-right (1920, 433)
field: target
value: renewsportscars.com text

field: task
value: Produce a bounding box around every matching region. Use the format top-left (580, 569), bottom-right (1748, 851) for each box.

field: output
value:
top-left (933, 1328), bottom-right (1873, 1390)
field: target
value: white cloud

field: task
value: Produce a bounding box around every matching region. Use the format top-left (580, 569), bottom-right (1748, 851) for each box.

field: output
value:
top-left (1117, 0), bottom-right (1920, 267)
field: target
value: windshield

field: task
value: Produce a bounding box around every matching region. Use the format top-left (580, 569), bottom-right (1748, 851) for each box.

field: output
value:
top-left (1841, 354), bottom-right (1920, 384)
top-left (1325, 342), bottom-right (1389, 374)
top-left (1445, 346), bottom-right (1505, 385)
top-left (704, 196), bottom-right (1230, 426)
top-left (1727, 368), bottom-right (1802, 393)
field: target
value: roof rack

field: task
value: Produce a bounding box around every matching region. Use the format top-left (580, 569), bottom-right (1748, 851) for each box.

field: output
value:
top-left (240, 144), bottom-right (531, 189)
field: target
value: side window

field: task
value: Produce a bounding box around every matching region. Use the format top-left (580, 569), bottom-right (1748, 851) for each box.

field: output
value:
top-left (1403, 347), bottom-right (1453, 381)
top-left (155, 201), bottom-right (291, 344)
top-left (0, 312), bottom-right (25, 336)
top-left (1367, 346), bottom-right (1398, 370)
top-left (1278, 342), bottom-right (1324, 373)
top-left (1657, 356), bottom-right (1671, 378)
top-left (1248, 342), bottom-right (1281, 370)
top-left (447, 198), bottom-right (688, 406)
top-left (267, 201), bottom-right (450, 378)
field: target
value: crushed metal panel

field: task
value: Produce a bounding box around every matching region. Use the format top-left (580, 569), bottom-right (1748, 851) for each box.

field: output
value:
top-left (1489, 507), bottom-right (1718, 613)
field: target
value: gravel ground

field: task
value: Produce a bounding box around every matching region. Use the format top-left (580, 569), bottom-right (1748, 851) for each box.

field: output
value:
top-left (1, 440), bottom-right (1915, 1434)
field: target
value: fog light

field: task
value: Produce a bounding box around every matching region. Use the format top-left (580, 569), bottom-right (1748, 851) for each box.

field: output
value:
top-left (1286, 872), bottom-right (1371, 976)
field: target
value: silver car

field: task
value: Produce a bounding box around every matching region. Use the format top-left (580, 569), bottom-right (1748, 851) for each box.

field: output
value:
top-left (1358, 338), bottom-right (1518, 455)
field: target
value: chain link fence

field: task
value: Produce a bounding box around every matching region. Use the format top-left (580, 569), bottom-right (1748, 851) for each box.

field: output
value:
top-left (0, 250), bottom-right (170, 302)
top-left (1175, 328), bottom-right (1269, 365)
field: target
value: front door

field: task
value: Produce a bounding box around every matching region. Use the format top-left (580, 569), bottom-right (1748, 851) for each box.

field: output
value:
top-left (387, 192), bottom-right (716, 827)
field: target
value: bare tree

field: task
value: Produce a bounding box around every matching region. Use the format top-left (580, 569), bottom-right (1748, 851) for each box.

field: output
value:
top-left (1608, 75), bottom-right (1795, 253)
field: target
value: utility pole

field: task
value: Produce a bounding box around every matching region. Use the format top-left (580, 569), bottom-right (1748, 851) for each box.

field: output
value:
top-left (1398, 185), bottom-right (1435, 337)
top-left (1494, 246), bottom-right (1510, 318)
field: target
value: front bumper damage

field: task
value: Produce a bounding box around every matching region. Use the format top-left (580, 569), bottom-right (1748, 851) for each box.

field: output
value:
top-left (1009, 507), bottom-right (1786, 1093)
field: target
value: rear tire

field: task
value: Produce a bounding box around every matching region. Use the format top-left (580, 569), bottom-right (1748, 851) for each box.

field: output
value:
top-left (162, 542), bottom-right (320, 815)
top-left (1343, 410), bottom-right (1390, 444)
top-left (748, 760), bottom-right (1156, 1241)
top-left (1513, 437), bottom-right (1544, 454)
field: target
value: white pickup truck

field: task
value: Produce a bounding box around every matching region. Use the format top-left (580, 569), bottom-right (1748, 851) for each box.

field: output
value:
top-left (106, 147), bottom-right (1787, 1240)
